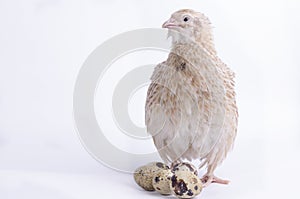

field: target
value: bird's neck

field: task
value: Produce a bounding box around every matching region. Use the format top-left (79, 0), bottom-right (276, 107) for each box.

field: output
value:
top-left (171, 38), bottom-right (216, 56)
top-left (170, 29), bottom-right (216, 56)
top-left (168, 40), bottom-right (216, 71)
top-left (196, 29), bottom-right (216, 55)
top-left (169, 43), bottom-right (198, 67)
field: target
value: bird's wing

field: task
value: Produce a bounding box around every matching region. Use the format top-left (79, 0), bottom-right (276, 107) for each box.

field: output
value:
top-left (145, 63), bottom-right (168, 162)
top-left (191, 52), bottom-right (238, 166)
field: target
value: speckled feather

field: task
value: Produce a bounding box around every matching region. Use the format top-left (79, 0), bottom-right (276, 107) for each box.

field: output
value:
top-left (145, 9), bottom-right (238, 178)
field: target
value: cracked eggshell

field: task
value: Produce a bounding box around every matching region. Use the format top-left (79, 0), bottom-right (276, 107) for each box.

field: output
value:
top-left (134, 162), bottom-right (169, 191)
top-left (171, 162), bottom-right (198, 176)
top-left (170, 170), bottom-right (203, 198)
top-left (152, 169), bottom-right (173, 195)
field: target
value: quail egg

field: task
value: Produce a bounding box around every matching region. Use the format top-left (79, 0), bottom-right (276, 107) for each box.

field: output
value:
top-left (134, 162), bottom-right (169, 191)
top-left (171, 162), bottom-right (198, 176)
top-left (170, 170), bottom-right (203, 198)
top-left (152, 169), bottom-right (173, 195)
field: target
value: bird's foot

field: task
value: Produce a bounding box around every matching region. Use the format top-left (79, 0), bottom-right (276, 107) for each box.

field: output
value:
top-left (201, 174), bottom-right (230, 187)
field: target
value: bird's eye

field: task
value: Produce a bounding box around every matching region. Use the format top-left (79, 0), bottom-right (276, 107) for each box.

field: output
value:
top-left (183, 16), bottom-right (189, 22)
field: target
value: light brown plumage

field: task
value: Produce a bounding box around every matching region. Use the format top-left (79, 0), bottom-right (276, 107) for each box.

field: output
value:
top-left (145, 9), bottom-right (238, 186)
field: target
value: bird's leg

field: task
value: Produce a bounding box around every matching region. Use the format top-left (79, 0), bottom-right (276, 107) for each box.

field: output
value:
top-left (201, 175), bottom-right (230, 187)
top-left (201, 165), bottom-right (229, 187)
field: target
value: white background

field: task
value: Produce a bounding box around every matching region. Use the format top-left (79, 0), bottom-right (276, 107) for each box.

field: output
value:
top-left (0, 0), bottom-right (300, 198)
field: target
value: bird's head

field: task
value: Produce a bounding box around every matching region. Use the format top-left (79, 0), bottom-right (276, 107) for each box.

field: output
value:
top-left (162, 9), bottom-right (215, 51)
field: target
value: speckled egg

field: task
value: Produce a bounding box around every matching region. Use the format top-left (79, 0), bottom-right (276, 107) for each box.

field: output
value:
top-left (170, 170), bottom-right (203, 198)
top-left (171, 162), bottom-right (198, 176)
top-left (134, 162), bottom-right (169, 191)
top-left (152, 169), bottom-right (173, 195)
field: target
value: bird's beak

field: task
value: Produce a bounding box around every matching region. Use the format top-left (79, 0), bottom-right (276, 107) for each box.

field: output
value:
top-left (162, 18), bottom-right (177, 29)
